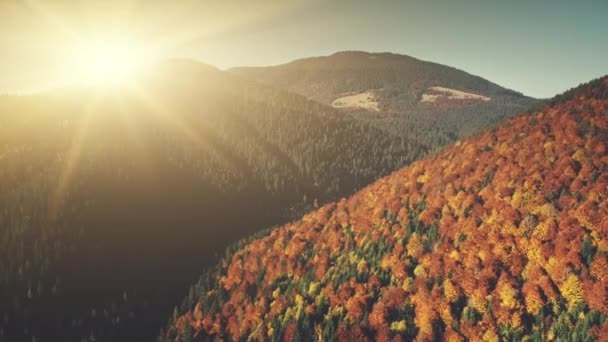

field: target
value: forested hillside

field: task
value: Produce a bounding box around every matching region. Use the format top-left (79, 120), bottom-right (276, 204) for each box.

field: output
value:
top-left (233, 51), bottom-right (537, 147)
top-left (0, 60), bottom-right (416, 341)
top-left (167, 76), bottom-right (608, 341)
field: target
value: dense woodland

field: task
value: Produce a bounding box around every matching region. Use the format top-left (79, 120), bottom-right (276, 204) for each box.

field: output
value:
top-left (167, 77), bottom-right (608, 341)
top-left (0, 58), bottom-right (533, 341)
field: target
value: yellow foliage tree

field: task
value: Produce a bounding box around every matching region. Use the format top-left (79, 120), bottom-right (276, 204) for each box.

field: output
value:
top-left (560, 274), bottom-right (583, 310)
top-left (498, 282), bottom-right (518, 310)
top-left (390, 320), bottom-right (407, 332)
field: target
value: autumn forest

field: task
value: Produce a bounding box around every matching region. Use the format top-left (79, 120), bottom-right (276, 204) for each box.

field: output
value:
top-left (168, 77), bottom-right (608, 341)
top-left (2, 2), bottom-right (607, 341)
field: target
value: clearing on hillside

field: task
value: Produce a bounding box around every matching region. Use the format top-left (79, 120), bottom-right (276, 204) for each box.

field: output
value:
top-left (420, 86), bottom-right (491, 103)
top-left (331, 91), bottom-right (380, 111)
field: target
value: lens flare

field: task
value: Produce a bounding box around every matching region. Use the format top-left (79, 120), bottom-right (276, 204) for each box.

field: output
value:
top-left (71, 38), bottom-right (141, 86)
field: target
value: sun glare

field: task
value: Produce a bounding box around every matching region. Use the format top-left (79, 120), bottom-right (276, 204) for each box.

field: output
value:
top-left (71, 39), bottom-right (140, 86)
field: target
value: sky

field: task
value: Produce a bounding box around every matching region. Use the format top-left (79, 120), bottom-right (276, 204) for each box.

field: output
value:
top-left (0, 0), bottom-right (607, 97)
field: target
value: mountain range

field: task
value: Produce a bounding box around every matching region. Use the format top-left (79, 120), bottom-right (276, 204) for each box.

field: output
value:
top-left (2, 52), bottom-right (537, 341)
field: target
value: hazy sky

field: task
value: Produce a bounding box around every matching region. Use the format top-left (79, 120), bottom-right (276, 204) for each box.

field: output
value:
top-left (1, 0), bottom-right (607, 97)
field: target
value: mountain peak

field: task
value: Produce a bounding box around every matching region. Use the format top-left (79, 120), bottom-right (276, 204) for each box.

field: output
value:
top-left (231, 51), bottom-right (531, 106)
top-left (328, 50), bottom-right (420, 60)
top-left (230, 51), bottom-right (534, 141)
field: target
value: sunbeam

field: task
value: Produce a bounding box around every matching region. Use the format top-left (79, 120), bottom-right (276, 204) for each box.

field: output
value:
top-left (126, 81), bottom-right (207, 148)
top-left (48, 97), bottom-right (98, 222)
top-left (113, 92), bottom-right (158, 177)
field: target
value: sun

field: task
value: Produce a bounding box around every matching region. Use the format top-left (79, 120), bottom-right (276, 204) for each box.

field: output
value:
top-left (72, 39), bottom-right (140, 86)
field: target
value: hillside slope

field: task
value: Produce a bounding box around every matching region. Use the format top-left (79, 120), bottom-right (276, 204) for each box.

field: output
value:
top-left (0, 60), bottom-right (416, 341)
top-left (168, 76), bottom-right (608, 341)
top-left (232, 51), bottom-right (537, 144)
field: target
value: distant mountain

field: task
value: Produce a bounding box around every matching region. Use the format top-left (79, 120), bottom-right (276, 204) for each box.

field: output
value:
top-left (232, 51), bottom-right (537, 143)
top-left (167, 76), bottom-right (608, 341)
top-left (0, 59), bottom-right (421, 341)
